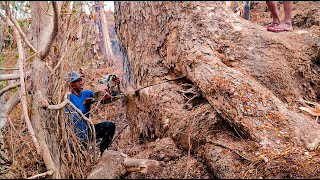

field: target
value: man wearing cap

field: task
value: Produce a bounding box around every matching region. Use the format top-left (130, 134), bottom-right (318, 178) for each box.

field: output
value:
top-left (65, 71), bottom-right (119, 154)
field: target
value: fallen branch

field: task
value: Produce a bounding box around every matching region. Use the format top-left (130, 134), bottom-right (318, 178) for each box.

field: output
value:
top-left (27, 170), bottom-right (53, 179)
top-left (87, 150), bottom-right (161, 179)
top-left (0, 81), bottom-right (21, 96)
top-left (299, 99), bottom-right (320, 117)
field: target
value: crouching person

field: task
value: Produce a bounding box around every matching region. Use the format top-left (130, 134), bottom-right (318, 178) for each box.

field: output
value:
top-left (64, 71), bottom-right (119, 154)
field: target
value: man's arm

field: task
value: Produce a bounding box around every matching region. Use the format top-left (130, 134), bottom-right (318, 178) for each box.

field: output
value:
top-left (83, 90), bottom-right (95, 106)
top-left (96, 76), bottom-right (120, 101)
top-left (83, 97), bottom-right (95, 106)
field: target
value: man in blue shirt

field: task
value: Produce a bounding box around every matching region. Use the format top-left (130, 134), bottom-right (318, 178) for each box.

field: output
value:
top-left (65, 71), bottom-right (118, 154)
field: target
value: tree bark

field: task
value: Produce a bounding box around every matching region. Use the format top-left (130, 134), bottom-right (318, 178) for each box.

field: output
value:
top-left (0, 92), bottom-right (21, 130)
top-left (99, 1), bottom-right (114, 65)
top-left (115, 2), bottom-right (320, 178)
top-left (30, 2), bottom-right (61, 178)
top-left (95, 1), bottom-right (114, 65)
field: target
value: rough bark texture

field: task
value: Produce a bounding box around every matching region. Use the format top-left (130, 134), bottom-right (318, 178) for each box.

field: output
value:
top-left (30, 2), bottom-right (61, 178)
top-left (98, 1), bottom-right (114, 65)
top-left (114, 2), bottom-right (320, 178)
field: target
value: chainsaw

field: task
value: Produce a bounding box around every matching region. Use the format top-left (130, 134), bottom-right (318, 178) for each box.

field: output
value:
top-left (93, 74), bottom-right (121, 104)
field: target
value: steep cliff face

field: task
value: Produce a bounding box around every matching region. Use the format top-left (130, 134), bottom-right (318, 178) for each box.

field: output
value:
top-left (111, 1), bottom-right (320, 178)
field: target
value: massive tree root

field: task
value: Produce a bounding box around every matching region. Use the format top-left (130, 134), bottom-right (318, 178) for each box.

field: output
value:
top-left (114, 2), bottom-right (320, 178)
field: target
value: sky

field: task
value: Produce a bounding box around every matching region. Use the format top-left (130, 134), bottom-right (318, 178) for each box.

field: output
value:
top-left (84, 1), bottom-right (115, 14)
top-left (104, 1), bottom-right (115, 11)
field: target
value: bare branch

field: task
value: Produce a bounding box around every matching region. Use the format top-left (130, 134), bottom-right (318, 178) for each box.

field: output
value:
top-left (0, 92), bottom-right (21, 129)
top-left (46, 92), bottom-right (70, 110)
top-left (0, 71), bottom-right (31, 81)
top-left (45, 62), bottom-right (53, 73)
top-left (50, 46), bottom-right (67, 75)
top-left (1, 8), bottom-right (41, 153)
top-left (0, 67), bottom-right (19, 70)
top-left (27, 170), bottom-right (53, 179)
top-left (36, 2), bottom-right (53, 16)
top-left (40, 1), bottom-right (59, 60)
top-left (50, 22), bottom-right (79, 75)
top-left (18, 31), bottom-right (41, 155)
top-left (1, 2), bottom-right (37, 53)
top-left (0, 81), bottom-right (21, 96)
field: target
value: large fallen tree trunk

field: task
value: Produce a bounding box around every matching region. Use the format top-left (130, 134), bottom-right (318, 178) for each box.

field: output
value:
top-left (114, 2), bottom-right (320, 178)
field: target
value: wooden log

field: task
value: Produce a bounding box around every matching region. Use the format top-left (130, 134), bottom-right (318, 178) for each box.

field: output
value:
top-left (87, 150), bottom-right (161, 179)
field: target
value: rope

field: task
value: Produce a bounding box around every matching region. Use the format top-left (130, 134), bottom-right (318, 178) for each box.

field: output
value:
top-left (88, 74), bottom-right (188, 113)
top-left (115, 75), bottom-right (187, 97)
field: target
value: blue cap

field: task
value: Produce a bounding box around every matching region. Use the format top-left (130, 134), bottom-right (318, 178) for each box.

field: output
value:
top-left (65, 71), bottom-right (82, 83)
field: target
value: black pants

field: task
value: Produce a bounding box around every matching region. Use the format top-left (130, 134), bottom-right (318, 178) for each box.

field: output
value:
top-left (93, 121), bottom-right (116, 154)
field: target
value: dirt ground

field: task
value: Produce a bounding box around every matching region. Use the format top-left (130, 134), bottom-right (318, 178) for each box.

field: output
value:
top-left (250, 1), bottom-right (320, 35)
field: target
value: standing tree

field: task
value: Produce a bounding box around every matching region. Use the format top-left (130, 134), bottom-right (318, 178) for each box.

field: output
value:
top-left (94, 1), bottom-right (114, 66)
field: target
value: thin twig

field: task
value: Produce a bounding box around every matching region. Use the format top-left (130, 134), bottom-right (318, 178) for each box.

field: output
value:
top-left (26, 51), bottom-right (40, 62)
top-left (27, 170), bottom-right (54, 179)
top-left (50, 21), bottom-right (81, 75)
top-left (36, 2), bottom-right (53, 16)
top-left (66, 98), bottom-right (97, 162)
top-left (8, 118), bottom-right (37, 157)
top-left (210, 141), bottom-right (253, 163)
